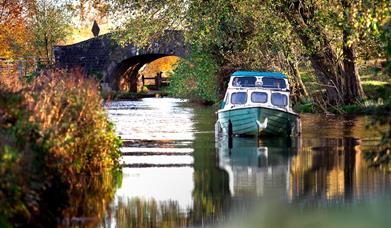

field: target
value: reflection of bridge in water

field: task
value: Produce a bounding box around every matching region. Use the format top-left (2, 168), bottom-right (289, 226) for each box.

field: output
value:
top-left (54, 30), bottom-right (188, 92)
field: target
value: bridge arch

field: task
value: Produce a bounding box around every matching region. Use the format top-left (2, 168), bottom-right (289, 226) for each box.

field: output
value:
top-left (53, 30), bottom-right (188, 91)
top-left (109, 54), bottom-right (179, 92)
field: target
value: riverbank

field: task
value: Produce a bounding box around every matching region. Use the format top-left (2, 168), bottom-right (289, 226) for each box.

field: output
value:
top-left (0, 70), bottom-right (122, 227)
top-left (294, 62), bottom-right (391, 115)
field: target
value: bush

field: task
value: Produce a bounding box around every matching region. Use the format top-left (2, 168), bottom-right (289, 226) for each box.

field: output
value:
top-left (293, 99), bottom-right (316, 113)
top-left (168, 47), bottom-right (219, 104)
top-left (0, 69), bottom-right (121, 226)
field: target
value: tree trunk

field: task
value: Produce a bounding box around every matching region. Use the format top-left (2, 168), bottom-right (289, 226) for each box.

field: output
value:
top-left (342, 37), bottom-right (365, 103)
top-left (279, 1), bottom-right (346, 105)
top-left (286, 53), bottom-right (308, 98)
top-left (341, 0), bottom-right (365, 103)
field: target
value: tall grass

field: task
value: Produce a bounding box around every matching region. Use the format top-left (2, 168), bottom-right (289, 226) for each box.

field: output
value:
top-left (0, 69), bottom-right (121, 226)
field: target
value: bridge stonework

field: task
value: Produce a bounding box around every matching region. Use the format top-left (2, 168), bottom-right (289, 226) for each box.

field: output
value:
top-left (53, 30), bottom-right (188, 91)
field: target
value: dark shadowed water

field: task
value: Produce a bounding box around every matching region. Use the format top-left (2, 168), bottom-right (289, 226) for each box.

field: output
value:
top-left (102, 97), bottom-right (390, 228)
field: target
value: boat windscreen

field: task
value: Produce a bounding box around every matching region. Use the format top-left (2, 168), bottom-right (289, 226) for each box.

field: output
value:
top-left (262, 77), bottom-right (286, 89)
top-left (232, 76), bottom-right (256, 87)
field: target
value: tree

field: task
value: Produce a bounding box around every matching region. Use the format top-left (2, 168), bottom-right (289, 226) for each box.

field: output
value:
top-left (0, 0), bottom-right (32, 58)
top-left (274, 1), bottom-right (347, 105)
top-left (30, 0), bottom-right (71, 63)
top-left (273, 0), bottom-right (390, 105)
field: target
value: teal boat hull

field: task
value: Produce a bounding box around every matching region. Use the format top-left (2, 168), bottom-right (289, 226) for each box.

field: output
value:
top-left (217, 107), bottom-right (299, 136)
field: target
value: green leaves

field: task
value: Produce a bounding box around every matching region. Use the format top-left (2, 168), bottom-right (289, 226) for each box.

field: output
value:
top-left (168, 47), bottom-right (219, 103)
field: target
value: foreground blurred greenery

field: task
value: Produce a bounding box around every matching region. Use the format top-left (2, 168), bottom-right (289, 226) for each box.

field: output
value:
top-left (0, 70), bottom-right (122, 226)
top-left (220, 199), bottom-right (391, 228)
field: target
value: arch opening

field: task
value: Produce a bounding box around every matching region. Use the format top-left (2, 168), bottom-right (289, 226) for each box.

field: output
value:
top-left (110, 54), bottom-right (181, 93)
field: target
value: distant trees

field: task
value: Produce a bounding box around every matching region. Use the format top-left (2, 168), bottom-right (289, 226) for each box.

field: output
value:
top-left (30, 0), bottom-right (71, 64)
top-left (0, 0), bottom-right (71, 63)
top-left (0, 0), bottom-right (32, 58)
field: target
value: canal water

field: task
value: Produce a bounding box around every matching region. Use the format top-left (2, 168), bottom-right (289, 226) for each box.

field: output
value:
top-left (103, 97), bottom-right (391, 227)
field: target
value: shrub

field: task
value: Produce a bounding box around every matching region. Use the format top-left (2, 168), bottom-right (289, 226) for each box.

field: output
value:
top-left (0, 69), bottom-right (121, 226)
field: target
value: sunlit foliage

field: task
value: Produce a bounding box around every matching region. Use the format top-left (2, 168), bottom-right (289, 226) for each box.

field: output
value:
top-left (0, 70), bottom-right (121, 226)
top-left (0, 0), bottom-right (71, 62)
top-left (0, 1), bottom-right (32, 58)
top-left (168, 47), bottom-right (219, 104)
top-left (30, 0), bottom-right (71, 63)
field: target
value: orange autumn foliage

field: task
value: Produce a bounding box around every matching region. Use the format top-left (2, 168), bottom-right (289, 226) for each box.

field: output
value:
top-left (140, 56), bottom-right (180, 77)
top-left (0, 1), bottom-right (32, 58)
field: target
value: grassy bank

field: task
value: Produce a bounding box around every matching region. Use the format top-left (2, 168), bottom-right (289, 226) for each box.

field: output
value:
top-left (0, 70), bottom-right (122, 226)
top-left (294, 62), bottom-right (391, 115)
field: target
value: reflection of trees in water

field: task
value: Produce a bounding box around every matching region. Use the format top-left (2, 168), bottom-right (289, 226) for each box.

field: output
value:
top-left (190, 106), bottom-right (231, 226)
top-left (61, 171), bottom-right (120, 227)
top-left (289, 135), bottom-right (390, 203)
top-left (114, 197), bottom-right (188, 228)
top-left (190, 164), bottom-right (230, 225)
top-left (288, 115), bottom-right (390, 203)
top-left (289, 138), bottom-right (352, 201)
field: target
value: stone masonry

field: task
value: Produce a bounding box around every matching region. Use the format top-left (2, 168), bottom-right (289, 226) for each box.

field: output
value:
top-left (53, 30), bottom-right (188, 90)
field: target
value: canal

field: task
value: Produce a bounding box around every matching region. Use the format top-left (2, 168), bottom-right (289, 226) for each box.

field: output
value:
top-left (102, 97), bottom-right (391, 227)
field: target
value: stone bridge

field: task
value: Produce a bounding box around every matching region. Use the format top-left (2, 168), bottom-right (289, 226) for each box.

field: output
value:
top-left (53, 30), bottom-right (188, 92)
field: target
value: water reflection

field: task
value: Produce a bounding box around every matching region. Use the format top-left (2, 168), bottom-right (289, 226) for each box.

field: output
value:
top-left (105, 99), bottom-right (391, 227)
top-left (289, 136), bottom-right (391, 204)
top-left (111, 197), bottom-right (188, 228)
top-left (217, 137), bottom-right (298, 198)
top-left (61, 172), bottom-right (120, 227)
top-left (288, 115), bottom-right (391, 205)
top-left (190, 106), bottom-right (230, 226)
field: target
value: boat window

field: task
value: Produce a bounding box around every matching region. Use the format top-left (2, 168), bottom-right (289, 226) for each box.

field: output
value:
top-left (231, 92), bottom-right (247, 104)
top-left (262, 77), bottom-right (286, 89)
top-left (271, 93), bottom-right (288, 107)
top-left (232, 76), bottom-right (256, 87)
top-left (251, 92), bottom-right (268, 103)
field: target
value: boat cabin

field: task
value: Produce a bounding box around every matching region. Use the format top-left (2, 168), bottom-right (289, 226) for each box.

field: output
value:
top-left (221, 71), bottom-right (292, 111)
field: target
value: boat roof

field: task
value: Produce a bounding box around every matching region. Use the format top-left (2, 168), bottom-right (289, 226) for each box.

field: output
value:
top-left (231, 71), bottom-right (288, 79)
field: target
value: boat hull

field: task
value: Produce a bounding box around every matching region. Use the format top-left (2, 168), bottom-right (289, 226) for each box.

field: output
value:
top-left (217, 106), bottom-right (299, 136)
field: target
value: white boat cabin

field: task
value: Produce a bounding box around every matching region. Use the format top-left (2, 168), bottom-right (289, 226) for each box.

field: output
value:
top-left (220, 72), bottom-right (294, 113)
